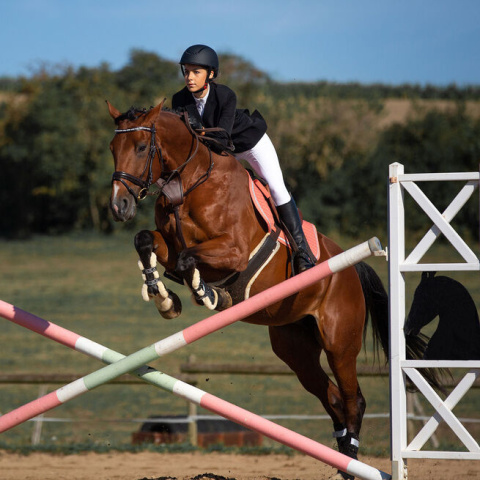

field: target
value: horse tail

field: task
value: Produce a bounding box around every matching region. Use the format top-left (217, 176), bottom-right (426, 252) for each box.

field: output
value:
top-left (354, 261), bottom-right (447, 392)
top-left (354, 261), bottom-right (389, 362)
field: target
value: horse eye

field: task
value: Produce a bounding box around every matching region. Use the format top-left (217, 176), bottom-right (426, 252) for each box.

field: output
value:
top-left (137, 144), bottom-right (147, 153)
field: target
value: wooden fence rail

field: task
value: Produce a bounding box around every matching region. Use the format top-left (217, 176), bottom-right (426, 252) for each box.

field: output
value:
top-left (180, 361), bottom-right (389, 377)
top-left (0, 373), bottom-right (196, 385)
top-left (1, 364), bottom-right (477, 447)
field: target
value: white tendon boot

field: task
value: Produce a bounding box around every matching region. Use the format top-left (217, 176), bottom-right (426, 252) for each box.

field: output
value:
top-left (189, 267), bottom-right (218, 310)
top-left (138, 253), bottom-right (174, 314)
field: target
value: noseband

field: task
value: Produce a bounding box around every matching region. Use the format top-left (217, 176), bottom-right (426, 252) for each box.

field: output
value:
top-left (112, 124), bottom-right (163, 203)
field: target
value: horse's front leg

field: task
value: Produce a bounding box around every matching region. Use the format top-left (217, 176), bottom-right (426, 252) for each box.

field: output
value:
top-left (134, 230), bottom-right (182, 319)
top-left (176, 253), bottom-right (232, 311)
top-left (175, 237), bottom-right (243, 312)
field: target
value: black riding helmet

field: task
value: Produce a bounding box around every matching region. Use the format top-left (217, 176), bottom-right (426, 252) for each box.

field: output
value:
top-left (180, 44), bottom-right (219, 79)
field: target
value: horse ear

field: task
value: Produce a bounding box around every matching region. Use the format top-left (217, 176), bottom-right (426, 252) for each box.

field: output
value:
top-left (146, 99), bottom-right (166, 122)
top-left (422, 271), bottom-right (436, 281)
top-left (106, 100), bottom-right (121, 120)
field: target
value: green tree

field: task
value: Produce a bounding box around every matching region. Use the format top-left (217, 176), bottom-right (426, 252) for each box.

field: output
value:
top-left (360, 104), bottom-right (480, 237)
top-left (217, 53), bottom-right (268, 107)
top-left (116, 49), bottom-right (180, 107)
top-left (2, 49), bottom-right (480, 239)
top-left (261, 95), bottom-right (381, 233)
top-left (0, 65), bottom-right (124, 237)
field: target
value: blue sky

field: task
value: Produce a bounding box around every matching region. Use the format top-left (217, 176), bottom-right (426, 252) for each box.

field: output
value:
top-left (1, 0), bottom-right (479, 86)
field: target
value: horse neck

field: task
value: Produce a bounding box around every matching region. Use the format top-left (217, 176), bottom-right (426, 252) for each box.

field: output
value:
top-left (156, 114), bottom-right (210, 184)
top-left (432, 278), bottom-right (479, 334)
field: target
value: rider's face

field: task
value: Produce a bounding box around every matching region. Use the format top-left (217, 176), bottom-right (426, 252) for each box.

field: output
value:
top-left (183, 64), bottom-right (212, 96)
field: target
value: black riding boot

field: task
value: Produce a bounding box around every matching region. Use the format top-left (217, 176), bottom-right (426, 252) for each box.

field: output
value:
top-left (276, 197), bottom-right (315, 274)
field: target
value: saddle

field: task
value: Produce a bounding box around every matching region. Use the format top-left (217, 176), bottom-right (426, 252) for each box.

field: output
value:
top-left (248, 173), bottom-right (320, 261)
top-left (160, 169), bottom-right (320, 304)
top-left (209, 171), bottom-right (320, 304)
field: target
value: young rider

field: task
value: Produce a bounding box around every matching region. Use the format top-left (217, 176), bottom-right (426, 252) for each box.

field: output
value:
top-left (172, 44), bottom-right (315, 274)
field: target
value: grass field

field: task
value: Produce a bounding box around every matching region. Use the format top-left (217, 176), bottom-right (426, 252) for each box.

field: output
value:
top-left (0, 230), bottom-right (478, 456)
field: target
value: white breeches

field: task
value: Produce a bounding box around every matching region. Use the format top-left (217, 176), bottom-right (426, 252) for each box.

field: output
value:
top-left (234, 133), bottom-right (291, 206)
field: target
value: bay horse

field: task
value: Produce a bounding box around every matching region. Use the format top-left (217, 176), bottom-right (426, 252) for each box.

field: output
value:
top-left (405, 272), bottom-right (480, 360)
top-left (107, 100), bottom-right (435, 479)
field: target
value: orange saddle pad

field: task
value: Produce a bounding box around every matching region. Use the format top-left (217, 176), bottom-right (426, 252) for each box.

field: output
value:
top-left (248, 176), bottom-right (320, 261)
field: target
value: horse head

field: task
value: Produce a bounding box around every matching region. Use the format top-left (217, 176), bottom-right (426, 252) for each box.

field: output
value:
top-left (404, 271), bottom-right (439, 335)
top-left (107, 100), bottom-right (165, 222)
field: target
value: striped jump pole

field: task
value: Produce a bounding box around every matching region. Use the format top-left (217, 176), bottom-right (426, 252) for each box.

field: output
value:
top-left (0, 237), bottom-right (390, 480)
top-left (0, 302), bottom-right (391, 479)
top-left (0, 237), bottom-right (381, 428)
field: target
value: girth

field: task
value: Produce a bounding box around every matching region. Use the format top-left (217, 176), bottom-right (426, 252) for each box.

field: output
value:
top-left (209, 227), bottom-right (281, 304)
top-left (163, 226), bottom-right (282, 304)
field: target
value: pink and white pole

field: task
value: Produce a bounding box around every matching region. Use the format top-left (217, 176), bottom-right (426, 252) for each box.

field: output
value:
top-left (0, 237), bottom-right (390, 480)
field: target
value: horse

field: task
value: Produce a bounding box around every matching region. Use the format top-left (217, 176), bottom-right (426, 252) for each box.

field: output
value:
top-left (405, 272), bottom-right (480, 360)
top-left (107, 100), bottom-right (438, 480)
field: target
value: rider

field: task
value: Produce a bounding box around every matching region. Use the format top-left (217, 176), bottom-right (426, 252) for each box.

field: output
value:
top-left (172, 44), bottom-right (315, 274)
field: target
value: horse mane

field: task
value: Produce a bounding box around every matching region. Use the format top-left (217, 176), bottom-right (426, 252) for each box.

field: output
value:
top-left (114, 107), bottom-right (151, 125)
top-left (114, 104), bottom-right (229, 154)
top-left (114, 106), bottom-right (182, 126)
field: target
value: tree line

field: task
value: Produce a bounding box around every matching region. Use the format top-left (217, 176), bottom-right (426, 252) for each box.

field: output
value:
top-left (1, 49), bottom-right (479, 239)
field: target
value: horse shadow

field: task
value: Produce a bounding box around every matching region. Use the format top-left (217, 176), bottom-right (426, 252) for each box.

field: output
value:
top-left (405, 272), bottom-right (480, 360)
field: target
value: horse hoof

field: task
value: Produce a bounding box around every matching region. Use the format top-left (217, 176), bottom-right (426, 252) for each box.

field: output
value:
top-left (216, 289), bottom-right (232, 311)
top-left (148, 281), bottom-right (182, 319)
top-left (157, 291), bottom-right (182, 319)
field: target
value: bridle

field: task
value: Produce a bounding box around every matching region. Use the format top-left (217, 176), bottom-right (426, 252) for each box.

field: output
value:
top-left (112, 113), bottom-right (214, 204)
top-left (112, 113), bottom-right (216, 253)
top-left (112, 124), bottom-right (162, 203)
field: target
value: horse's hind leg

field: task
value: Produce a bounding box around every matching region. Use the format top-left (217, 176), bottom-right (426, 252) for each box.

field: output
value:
top-left (326, 351), bottom-right (366, 479)
top-left (134, 230), bottom-right (182, 319)
top-left (269, 318), bottom-right (341, 418)
top-left (269, 318), bottom-right (364, 480)
top-left (322, 335), bottom-right (366, 480)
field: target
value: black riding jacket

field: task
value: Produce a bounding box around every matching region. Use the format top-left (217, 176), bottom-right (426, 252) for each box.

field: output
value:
top-left (172, 82), bottom-right (267, 153)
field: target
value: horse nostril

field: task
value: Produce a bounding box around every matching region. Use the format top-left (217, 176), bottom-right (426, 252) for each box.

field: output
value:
top-left (110, 197), bottom-right (128, 220)
top-left (110, 191), bottom-right (136, 222)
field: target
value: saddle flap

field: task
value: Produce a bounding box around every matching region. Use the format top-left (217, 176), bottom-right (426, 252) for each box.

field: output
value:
top-left (248, 176), bottom-right (320, 261)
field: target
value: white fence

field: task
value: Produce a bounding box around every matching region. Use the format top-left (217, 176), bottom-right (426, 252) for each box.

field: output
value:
top-left (388, 162), bottom-right (480, 480)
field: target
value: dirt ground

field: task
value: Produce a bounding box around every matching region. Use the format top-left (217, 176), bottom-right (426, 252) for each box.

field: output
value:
top-left (0, 451), bottom-right (478, 480)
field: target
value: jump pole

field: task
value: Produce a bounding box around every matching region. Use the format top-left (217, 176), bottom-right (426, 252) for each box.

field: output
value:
top-left (0, 301), bottom-right (391, 480)
top-left (0, 237), bottom-right (390, 480)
